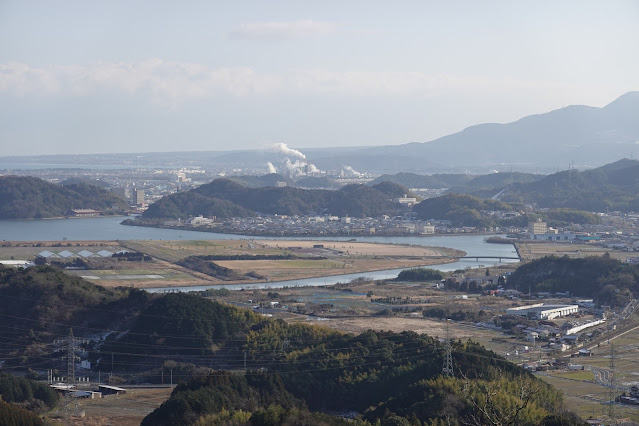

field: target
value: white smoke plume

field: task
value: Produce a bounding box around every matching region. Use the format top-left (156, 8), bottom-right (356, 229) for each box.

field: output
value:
top-left (272, 142), bottom-right (306, 160)
top-left (266, 162), bottom-right (277, 174)
top-left (284, 159), bottom-right (306, 177)
top-left (342, 165), bottom-right (362, 177)
top-left (307, 163), bottom-right (320, 174)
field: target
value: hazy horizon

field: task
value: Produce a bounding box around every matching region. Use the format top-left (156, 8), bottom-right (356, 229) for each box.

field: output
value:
top-left (1, 1), bottom-right (638, 156)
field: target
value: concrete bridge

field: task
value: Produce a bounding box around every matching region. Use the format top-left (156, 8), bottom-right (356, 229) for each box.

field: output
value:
top-left (460, 256), bottom-right (520, 262)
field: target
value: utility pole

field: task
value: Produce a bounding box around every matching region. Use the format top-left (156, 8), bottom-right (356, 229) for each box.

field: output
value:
top-left (442, 319), bottom-right (454, 377)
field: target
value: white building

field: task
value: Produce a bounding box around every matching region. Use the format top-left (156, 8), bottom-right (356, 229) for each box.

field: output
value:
top-left (528, 219), bottom-right (547, 235)
top-left (506, 303), bottom-right (579, 320)
top-left (0, 260), bottom-right (35, 268)
top-left (393, 194), bottom-right (417, 206)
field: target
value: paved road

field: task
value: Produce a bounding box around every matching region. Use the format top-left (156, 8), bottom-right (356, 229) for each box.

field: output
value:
top-left (590, 366), bottom-right (610, 384)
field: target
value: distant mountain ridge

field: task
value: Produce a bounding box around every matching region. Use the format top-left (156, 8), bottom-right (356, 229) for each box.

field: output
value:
top-left (311, 92), bottom-right (639, 172)
top-left (498, 158), bottom-right (639, 211)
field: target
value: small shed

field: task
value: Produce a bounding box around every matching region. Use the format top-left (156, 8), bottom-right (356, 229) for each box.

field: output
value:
top-left (98, 385), bottom-right (127, 395)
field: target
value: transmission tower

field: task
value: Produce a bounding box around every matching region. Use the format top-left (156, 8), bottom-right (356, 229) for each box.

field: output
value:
top-left (606, 343), bottom-right (617, 420)
top-left (59, 328), bottom-right (86, 388)
top-left (442, 319), bottom-right (454, 377)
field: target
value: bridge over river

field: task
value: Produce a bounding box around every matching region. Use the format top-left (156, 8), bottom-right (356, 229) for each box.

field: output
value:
top-left (460, 255), bottom-right (520, 262)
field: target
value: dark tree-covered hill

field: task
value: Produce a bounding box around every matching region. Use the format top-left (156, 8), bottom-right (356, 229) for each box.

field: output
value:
top-left (369, 172), bottom-right (473, 188)
top-left (142, 178), bottom-right (404, 219)
top-left (498, 159), bottom-right (639, 211)
top-left (295, 175), bottom-right (340, 189)
top-left (0, 265), bottom-right (584, 425)
top-left (369, 181), bottom-right (418, 199)
top-left (144, 326), bottom-right (569, 426)
top-left (226, 173), bottom-right (295, 188)
top-left (0, 176), bottom-right (128, 219)
top-left (447, 172), bottom-right (544, 198)
top-left (506, 254), bottom-right (639, 306)
top-left (413, 193), bottom-right (512, 226)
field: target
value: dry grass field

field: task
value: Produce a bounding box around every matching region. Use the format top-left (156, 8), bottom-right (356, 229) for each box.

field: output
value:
top-left (516, 241), bottom-right (631, 261)
top-left (115, 239), bottom-right (461, 288)
top-left (52, 387), bottom-right (173, 426)
top-left (1, 239), bottom-right (463, 289)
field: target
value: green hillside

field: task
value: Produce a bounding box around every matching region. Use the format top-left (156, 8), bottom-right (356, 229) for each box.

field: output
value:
top-left (370, 172), bottom-right (473, 188)
top-left (413, 193), bottom-right (512, 226)
top-left (0, 264), bottom-right (150, 365)
top-left (0, 176), bottom-right (128, 219)
top-left (500, 159), bottom-right (639, 211)
top-left (0, 265), bottom-right (584, 425)
top-left (226, 173), bottom-right (295, 188)
top-left (144, 325), bottom-right (568, 425)
top-left (447, 172), bottom-right (544, 198)
top-left (506, 254), bottom-right (639, 306)
top-left (142, 178), bottom-right (407, 219)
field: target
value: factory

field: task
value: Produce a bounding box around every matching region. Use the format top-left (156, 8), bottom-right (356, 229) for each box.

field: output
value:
top-left (506, 303), bottom-right (579, 320)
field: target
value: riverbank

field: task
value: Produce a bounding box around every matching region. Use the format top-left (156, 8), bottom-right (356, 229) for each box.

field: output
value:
top-left (80, 239), bottom-right (466, 289)
top-left (121, 218), bottom-right (497, 239)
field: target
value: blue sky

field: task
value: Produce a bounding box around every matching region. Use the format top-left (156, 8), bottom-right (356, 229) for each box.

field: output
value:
top-left (1, 1), bottom-right (637, 155)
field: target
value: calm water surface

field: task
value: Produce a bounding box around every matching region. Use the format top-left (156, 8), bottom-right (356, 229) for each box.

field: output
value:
top-left (0, 216), bottom-right (519, 291)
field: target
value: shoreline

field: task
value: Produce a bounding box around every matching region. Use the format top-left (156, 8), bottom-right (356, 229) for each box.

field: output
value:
top-left (103, 257), bottom-right (464, 290)
top-left (121, 219), bottom-right (498, 239)
top-left (143, 257), bottom-right (467, 292)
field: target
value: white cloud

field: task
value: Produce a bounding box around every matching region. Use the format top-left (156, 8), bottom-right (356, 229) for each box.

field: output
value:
top-left (0, 60), bottom-right (583, 108)
top-left (0, 59), bottom-right (280, 108)
top-left (228, 20), bottom-right (337, 40)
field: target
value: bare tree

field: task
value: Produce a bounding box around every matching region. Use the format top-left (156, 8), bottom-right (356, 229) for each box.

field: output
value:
top-left (459, 369), bottom-right (541, 426)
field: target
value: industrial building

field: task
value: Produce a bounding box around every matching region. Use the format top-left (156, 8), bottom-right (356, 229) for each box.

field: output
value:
top-left (506, 303), bottom-right (579, 320)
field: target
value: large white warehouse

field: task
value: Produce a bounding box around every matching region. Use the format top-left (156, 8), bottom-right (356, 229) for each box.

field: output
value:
top-left (506, 303), bottom-right (579, 320)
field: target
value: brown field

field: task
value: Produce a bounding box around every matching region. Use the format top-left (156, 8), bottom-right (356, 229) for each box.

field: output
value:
top-left (53, 387), bottom-right (173, 426)
top-left (516, 241), bottom-right (631, 261)
top-left (0, 238), bottom-right (463, 289)
top-left (320, 316), bottom-right (481, 340)
top-left (254, 239), bottom-right (451, 257)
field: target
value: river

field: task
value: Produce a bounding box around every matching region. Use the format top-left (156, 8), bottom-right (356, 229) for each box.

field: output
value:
top-left (0, 216), bottom-right (519, 291)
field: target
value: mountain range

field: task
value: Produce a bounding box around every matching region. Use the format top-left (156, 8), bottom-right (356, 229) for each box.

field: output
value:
top-left (2, 92), bottom-right (636, 174)
top-left (309, 92), bottom-right (639, 173)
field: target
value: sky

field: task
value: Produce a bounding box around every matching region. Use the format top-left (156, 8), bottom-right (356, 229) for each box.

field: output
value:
top-left (1, 1), bottom-right (638, 156)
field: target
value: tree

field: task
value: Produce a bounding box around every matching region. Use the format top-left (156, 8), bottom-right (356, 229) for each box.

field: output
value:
top-left (460, 369), bottom-right (543, 426)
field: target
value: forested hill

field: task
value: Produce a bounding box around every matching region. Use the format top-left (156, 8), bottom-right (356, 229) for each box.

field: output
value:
top-left (413, 193), bottom-right (512, 226)
top-left (0, 175), bottom-right (128, 219)
top-left (498, 158), bottom-right (639, 211)
top-left (369, 172), bottom-right (474, 188)
top-left (142, 178), bottom-right (412, 219)
top-left (506, 254), bottom-right (639, 306)
top-left (1, 264), bottom-right (583, 425)
top-left (143, 326), bottom-right (572, 426)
